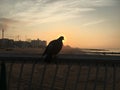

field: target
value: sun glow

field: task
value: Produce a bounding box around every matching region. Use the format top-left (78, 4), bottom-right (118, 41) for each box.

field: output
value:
top-left (56, 34), bottom-right (66, 41)
top-left (0, 0), bottom-right (119, 48)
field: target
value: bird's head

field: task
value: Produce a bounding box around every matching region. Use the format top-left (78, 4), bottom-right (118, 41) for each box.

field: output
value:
top-left (58, 36), bottom-right (64, 41)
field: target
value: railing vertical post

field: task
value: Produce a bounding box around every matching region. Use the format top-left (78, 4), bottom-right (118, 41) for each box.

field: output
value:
top-left (0, 62), bottom-right (7, 90)
top-left (84, 64), bottom-right (91, 90)
top-left (93, 64), bottom-right (99, 90)
top-left (113, 64), bottom-right (116, 90)
top-left (39, 64), bottom-right (47, 90)
top-left (63, 64), bottom-right (71, 90)
top-left (73, 64), bottom-right (82, 90)
top-left (17, 61), bottom-right (24, 90)
top-left (50, 64), bottom-right (59, 90)
top-left (8, 62), bottom-right (14, 90)
top-left (28, 61), bottom-right (36, 90)
top-left (103, 64), bottom-right (108, 90)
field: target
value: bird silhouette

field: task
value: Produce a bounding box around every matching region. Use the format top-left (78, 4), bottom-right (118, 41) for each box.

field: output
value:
top-left (42, 36), bottom-right (64, 63)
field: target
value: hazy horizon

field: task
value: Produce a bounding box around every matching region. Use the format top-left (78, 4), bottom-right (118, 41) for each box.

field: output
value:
top-left (0, 0), bottom-right (120, 48)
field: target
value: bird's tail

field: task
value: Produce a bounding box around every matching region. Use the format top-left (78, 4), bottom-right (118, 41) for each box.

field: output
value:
top-left (44, 55), bottom-right (52, 63)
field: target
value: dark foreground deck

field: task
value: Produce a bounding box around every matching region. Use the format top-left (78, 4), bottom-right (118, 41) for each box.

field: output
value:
top-left (0, 54), bottom-right (120, 90)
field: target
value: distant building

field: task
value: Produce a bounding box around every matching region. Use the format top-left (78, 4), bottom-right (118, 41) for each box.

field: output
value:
top-left (0, 38), bottom-right (47, 48)
top-left (31, 39), bottom-right (46, 48)
top-left (14, 41), bottom-right (31, 48)
top-left (0, 38), bottom-right (14, 48)
top-left (41, 40), bottom-right (47, 48)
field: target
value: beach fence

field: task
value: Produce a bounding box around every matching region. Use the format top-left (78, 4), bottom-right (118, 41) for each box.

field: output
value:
top-left (0, 54), bottom-right (120, 90)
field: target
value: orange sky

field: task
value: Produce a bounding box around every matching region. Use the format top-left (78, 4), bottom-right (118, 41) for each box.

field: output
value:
top-left (0, 0), bottom-right (120, 48)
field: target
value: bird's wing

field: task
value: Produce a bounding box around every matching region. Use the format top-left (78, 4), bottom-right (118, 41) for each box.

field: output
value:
top-left (54, 41), bottom-right (63, 54)
top-left (49, 40), bottom-right (63, 55)
top-left (42, 40), bottom-right (56, 55)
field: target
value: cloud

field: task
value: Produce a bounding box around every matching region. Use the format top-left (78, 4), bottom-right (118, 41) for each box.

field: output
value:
top-left (83, 19), bottom-right (105, 26)
top-left (8, 0), bottom-right (96, 24)
top-left (0, 18), bottom-right (18, 23)
top-left (0, 18), bottom-right (19, 30)
top-left (0, 0), bottom-right (116, 25)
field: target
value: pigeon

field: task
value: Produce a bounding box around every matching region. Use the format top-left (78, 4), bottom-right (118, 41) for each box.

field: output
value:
top-left (42, 36), bottom-right (64, 63)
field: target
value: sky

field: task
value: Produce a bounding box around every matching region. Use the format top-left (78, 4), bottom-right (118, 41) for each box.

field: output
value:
top-left (0, 0), bottom-right (120, 48)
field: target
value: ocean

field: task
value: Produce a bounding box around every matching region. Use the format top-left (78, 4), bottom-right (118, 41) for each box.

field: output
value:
top-left (81, 48), bottom-right (120, 56)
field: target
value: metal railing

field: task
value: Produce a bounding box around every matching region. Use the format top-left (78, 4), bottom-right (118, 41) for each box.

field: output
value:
top-left (0, 54), bottom-right (120, 90)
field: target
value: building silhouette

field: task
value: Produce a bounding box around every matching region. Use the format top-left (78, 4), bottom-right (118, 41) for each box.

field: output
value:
top-left (0, 38), bottom-right (47, 48)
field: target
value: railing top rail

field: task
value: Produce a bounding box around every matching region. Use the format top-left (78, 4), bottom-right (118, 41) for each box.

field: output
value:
top-left (0, 54), bottom-right (120, 64)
